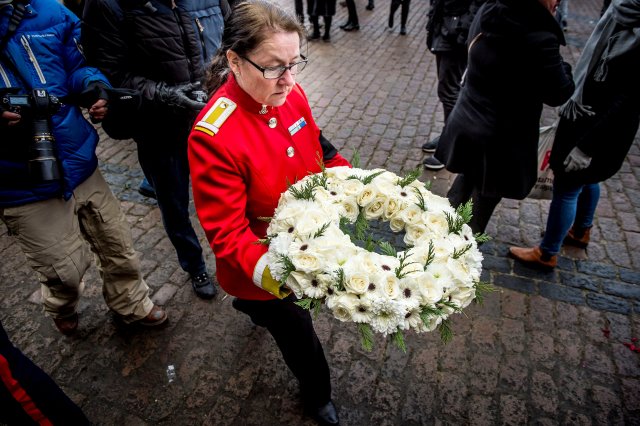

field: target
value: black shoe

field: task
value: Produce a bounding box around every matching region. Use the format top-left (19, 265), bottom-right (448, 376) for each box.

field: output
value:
top-left (341, 23), bottom-right (359, 31)
top-left (365, 2), bottom-right (374, 10)
top-left (323, 33), bottom-right (331, 41)
top-left (308, 31), bottom-right (321, 40)
top-left (309, 401), bottom-right (340, 426)
top-left (423, 156), bottom-right (445, 170)
top-left (191, 272), bottom-right (218, 299)
top-left (339, 0), bottom-right (346, 6)
top-left (400, 25), bottom-right (407, 35)
top-left (339, 21), bottom-right (350, 29)
top-left (421, 136), bottom-right (439, 153)
top-left (138, 181), bottom-right (157, 199)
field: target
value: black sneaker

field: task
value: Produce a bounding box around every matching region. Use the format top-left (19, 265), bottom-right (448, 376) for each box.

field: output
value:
top-left (191, 272), bottom-right (218, 299)
top-left (421, 136), bottom-right (439, 153)
top-left (423, 156), bottom-right (445, 170)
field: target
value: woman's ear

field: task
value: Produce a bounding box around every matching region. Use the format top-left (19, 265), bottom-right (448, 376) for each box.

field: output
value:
top-left (227, 50), bottom-right (241, 75)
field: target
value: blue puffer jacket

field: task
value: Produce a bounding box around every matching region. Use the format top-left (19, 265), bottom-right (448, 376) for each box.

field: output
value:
top-left (0, 0), bottom-right (110, 207)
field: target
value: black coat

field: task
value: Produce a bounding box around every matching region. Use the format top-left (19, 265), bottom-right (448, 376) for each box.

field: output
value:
top-left (435, 0), bottom-right (575, 199)
top-left (550, 38), bottom-right (640, 186)
top-left (82, 0), bottom-right (207, 141)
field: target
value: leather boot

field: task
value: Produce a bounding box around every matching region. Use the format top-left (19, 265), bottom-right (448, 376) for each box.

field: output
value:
top-left (322, 16), bottom-right (332, 41)
top-left (308, 16), bottom-right (321, 40)
top-left (564, 225), bottom-right (592, 248)
top-left (509, 246), bottom-right (557, 270)
top-left (389, 0), bottom-right (400, 27)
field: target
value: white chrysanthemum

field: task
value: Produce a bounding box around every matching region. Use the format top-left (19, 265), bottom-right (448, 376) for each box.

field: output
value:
top-left (369, 298), bottom-right (405, 335)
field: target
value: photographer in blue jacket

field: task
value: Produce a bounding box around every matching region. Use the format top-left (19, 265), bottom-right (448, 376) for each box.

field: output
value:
top-left (0, 0), bottom-right (167, 335)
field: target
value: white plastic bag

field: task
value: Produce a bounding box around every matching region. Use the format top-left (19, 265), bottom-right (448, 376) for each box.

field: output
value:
top-left (528, 124), bottom-right (556, 200)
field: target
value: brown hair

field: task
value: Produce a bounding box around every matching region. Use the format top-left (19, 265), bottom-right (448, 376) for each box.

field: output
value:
top-left (205, 0), bottom-right (305, 94)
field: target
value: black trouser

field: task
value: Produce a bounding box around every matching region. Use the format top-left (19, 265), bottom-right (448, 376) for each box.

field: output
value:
top-left (0, 321), bottom-right (89, 425)
top-left (435, 48), bottom-right (468, 123)
top-left (295, 0), bottom-right (305, 22)
top-left (345, 0), bottom-right (358, 25)
top-left (447, 174), bottom-right (501, 234)
top-left (232, 295), bottom-right (332, 408)
top-left (136, 133), bottom-right (206, 277)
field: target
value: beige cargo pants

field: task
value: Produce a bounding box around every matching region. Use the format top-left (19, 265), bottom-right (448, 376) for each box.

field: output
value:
top-left (0, 169), bottom-right (153, 323)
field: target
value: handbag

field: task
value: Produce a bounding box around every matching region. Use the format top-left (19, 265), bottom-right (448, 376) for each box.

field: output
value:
top-left (528, 123), bottom-right (556, 200)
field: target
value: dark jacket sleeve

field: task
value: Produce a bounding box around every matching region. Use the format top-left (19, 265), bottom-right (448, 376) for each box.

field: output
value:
top-left (82, 0), bottom-right (158, 101)
top-left (527, 31), bottom-right (575, 107)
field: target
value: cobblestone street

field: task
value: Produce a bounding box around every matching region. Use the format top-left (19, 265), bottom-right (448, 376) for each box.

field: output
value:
top-left (1, 0), bottom-right (639, 424)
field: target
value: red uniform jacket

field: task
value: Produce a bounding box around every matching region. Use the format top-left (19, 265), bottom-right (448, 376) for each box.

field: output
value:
top-left (188, 75), bottom-right (350, 300)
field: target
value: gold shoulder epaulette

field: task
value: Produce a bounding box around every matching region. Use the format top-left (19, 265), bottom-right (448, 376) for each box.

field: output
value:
top-left (194, 97), bottom-right (237, 136)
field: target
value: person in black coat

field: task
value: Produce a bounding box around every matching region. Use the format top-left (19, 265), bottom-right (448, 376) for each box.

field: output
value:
top-left (434, 0), bottom-right (575, 234)
top-left (510, 0), bottom-right (640, 269)
top-left (422, 0), bottom-right (486, 169)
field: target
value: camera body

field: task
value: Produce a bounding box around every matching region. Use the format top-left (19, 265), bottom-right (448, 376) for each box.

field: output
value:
top-left (1, 88), bottom-right (62, 182)
top-left (189, 89), bottom-right (208, 104)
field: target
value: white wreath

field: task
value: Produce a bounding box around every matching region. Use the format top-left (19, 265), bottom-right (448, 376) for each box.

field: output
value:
top-left (266, 167), bottom-right (485, 349)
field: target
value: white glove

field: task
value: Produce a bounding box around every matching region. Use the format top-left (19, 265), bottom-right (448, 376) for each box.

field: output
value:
top-left (563, 146), bottom-right (592, 172)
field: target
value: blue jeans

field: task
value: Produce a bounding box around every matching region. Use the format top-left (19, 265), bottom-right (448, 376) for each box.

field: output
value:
top-left (136, 137), bottom-right (206, 277)
top-left (540, 179), bottom-right (600, 255)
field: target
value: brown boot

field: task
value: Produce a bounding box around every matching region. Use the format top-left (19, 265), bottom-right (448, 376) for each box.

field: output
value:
top-left (509, 246), bottom-right (557, 270)
top-left (563, 225), bottom-right (591, 248)
top-left (53, 312), bottom-right (79, 336)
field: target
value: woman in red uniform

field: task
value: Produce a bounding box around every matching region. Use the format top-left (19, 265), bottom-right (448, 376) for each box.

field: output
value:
top-left (188, 1), bottom-right (349, 424)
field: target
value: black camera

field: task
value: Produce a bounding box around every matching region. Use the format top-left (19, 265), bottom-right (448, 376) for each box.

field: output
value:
top-left (2, 88), bottom-right (62, 182)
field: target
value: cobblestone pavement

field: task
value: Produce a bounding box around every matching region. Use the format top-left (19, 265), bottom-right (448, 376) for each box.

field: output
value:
top-left (1, 0), bottom-right (639, 424)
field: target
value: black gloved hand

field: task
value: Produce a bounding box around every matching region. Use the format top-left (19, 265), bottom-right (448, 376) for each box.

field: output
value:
top-left (77, 81), bottom-right (110, 109)
top-left (154, 82), bottom-right (207, 113)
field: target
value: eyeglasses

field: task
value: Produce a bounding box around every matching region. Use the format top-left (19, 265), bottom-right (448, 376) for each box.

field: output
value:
top-left (240, 55), bottom-right (308, 79)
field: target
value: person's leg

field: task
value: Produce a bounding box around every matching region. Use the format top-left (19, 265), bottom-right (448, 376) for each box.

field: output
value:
top-left (74, 169), bottom-right (154, 322)
top-left (446, 174), bottom-right (474, 209)
top-left (423, 48), bottom-right (468, 164)
top-left (436, 49), bottom-right (467, 122)
top-left (136, 138), bottom-right (206, 277)
top-left (323, 15), bottom-right (332, 40)
top-left (345, 0), bottom-right (359, 27)
top-left (540, 180), bottom-right (584, 256)
top-left (468, 190), bottom-right (501, 235)
top-left (0, 321), bottom-right (89, 425)
top-left (0, 197), bottom-right (91, 321)
top-left (389, 0), bottom-right (400, 27)
top-left (294, 0), bottom-right (305, 23)
top-left (573, 183), bottom-right (599, 230)
top-left (309, 15), bottom-right (321, 38)
top-left (232, 296), bottom-right (332, 409)
top-left (400, 0), bottom-right (410, 34)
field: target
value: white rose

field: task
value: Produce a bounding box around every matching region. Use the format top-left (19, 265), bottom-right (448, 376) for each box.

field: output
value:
top-left (356, 183), bottom-right (378, 207)
top-left (342, 268), bottom-right (369, 295)
top-left (363, 195), bottom-right (386, 220)
top-left (326, 293), bottom-right (359, 322)
top-left (383, 196), bottom-right (405, 221)
top-left (404, 224), bottom-right (428, 246)
top-left (389, 216), bottom-right (405, 233)
top-left (324, 166), bottom-right (352, 180)
top-left (290, 251), bottom-right (321, 273)
top-left (287, 271), bottom-right (310, 297)
top-left (340, 198), bottom-right (360, 222)
top-left (340, 179), bottom-right (365, 197)
top-left (398, 204), bottom-right (424, 226)
top-left (423, 211), bottom-right (450, 236)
